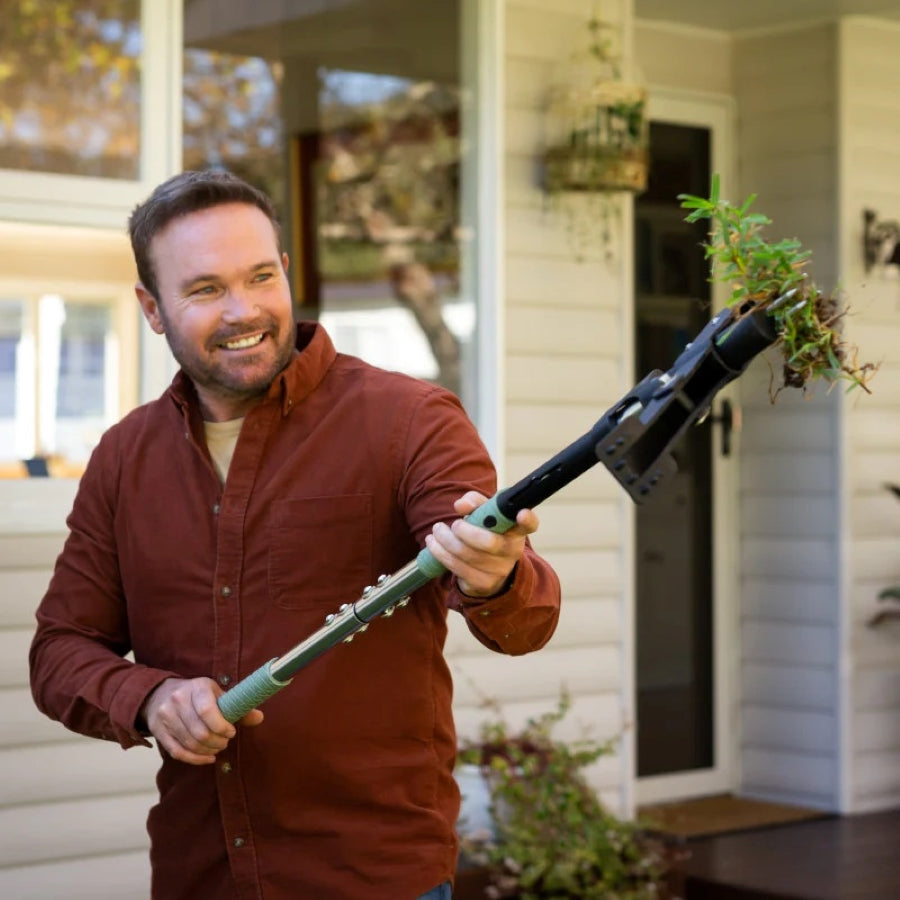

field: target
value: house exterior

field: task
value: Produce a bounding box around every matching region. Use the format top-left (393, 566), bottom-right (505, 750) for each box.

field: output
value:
top-left (1, 0), bottom-right (900, 895)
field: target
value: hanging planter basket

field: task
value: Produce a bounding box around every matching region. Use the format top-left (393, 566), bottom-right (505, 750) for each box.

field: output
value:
top-left (542, 80), bottom-right (648, 194)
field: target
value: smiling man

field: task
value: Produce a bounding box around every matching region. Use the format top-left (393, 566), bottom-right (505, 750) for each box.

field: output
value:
top-left (29, 170), bottom-right (561, 900)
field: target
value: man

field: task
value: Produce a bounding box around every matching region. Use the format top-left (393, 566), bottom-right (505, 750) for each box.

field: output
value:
top-left (29, 170), bottom-right (561, 900)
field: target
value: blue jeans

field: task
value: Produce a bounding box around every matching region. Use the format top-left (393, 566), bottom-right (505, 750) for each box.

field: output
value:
top-left (417, 882), bottom-right (452, 900)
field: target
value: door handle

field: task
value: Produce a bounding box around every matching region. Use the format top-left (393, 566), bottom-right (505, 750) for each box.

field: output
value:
top-left (710, 399), bottom-right (740, 456)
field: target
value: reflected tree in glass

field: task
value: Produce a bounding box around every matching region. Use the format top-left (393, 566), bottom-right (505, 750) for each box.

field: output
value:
top-left (0, 0), bottom-right (141, 179)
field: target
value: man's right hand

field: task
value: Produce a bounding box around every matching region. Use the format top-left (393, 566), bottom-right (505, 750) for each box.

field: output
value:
top-left (140, 677), bottom-right (263, 765)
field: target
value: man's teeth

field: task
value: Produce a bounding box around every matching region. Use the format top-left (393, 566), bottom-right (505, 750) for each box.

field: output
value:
top-left (223, 334), bottom-right (264, 350)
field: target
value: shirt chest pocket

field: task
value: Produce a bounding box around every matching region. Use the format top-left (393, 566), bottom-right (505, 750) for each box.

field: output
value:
top-left (268, 495), bottom-right (373, 610)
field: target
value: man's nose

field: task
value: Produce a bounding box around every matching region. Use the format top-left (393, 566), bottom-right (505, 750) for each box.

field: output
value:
top-left (221, 287), bottom-right (257, 320)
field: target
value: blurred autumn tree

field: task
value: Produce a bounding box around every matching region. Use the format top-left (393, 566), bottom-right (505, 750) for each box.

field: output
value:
top-left (0, 0), bottom-right (142, 177)
top-left (317, 75), bottom-right (463, 394)
top-left (0, 0), bottom-right (464, 394)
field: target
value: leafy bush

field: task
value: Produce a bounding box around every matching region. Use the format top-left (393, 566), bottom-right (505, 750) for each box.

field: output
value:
top-left (458, 694), bottom-right (672, 899)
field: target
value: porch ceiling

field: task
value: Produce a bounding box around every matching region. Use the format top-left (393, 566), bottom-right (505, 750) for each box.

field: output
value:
top-left (635, 0), bottom-right (900, 32)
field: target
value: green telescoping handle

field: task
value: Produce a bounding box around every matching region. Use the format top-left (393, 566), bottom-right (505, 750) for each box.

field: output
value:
top-left (217, 497), bottom-right (519, 723)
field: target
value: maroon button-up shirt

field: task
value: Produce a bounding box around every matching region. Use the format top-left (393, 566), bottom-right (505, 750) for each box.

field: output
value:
top-left (30, 322), bottom-right (561, 900)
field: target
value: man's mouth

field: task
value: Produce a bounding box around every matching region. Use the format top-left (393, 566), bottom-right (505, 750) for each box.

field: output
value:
top-left (221, 333), bottom-right (265, 350)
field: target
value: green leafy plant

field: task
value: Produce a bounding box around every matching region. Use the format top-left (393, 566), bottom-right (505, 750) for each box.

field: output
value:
top-left (679, 175), bottom-right (876, 399)
top-left (457, 694), bottom-right (673, 899)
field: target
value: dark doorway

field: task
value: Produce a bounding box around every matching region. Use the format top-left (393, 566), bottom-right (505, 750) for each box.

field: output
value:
top-left (634, 122), bottom-right (714, 778)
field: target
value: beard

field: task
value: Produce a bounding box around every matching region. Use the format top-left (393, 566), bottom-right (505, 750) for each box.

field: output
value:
top-left (162, 314), bottom-right (297, 409)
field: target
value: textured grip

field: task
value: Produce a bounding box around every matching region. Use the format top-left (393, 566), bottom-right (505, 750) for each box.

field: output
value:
top-left (217, 659), bottom-right (291, 724)
top-left (415, 495), bottom-right (518, 579)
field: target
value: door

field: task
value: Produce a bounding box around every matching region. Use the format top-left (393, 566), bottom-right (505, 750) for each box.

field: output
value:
top-left (633, 93), bottom-right (736, 805)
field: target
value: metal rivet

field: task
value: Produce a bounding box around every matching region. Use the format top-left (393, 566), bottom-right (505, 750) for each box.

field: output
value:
top-left (221, 586), bottom-right (232, 598)
top-left (233, 837), bottom-right (244, 848)
top-left (221, 762), bottom-right (232, 774)
top-left (212, 503), bottom-right (220, 514)
top-left (218, 674), bottom-right (231, 686)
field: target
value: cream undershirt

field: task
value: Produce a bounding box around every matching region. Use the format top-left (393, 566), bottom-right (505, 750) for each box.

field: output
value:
top-left (203, 418), bottom-right (245, 483)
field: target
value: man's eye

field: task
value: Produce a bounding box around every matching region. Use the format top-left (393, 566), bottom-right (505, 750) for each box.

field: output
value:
top-left (253, 272), bottom-right (273, 283)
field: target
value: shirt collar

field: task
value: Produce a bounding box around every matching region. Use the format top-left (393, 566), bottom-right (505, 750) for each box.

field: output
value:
top-left (167, 320), bottom-right (338, 419)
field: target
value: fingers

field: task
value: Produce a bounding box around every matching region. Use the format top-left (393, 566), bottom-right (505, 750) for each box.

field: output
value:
top-left (452, 491), bottom-right (539, 537)
top-left (143, 677), bottom-right (259, 765)
top-left (426, 492), bottom-right (541, 597)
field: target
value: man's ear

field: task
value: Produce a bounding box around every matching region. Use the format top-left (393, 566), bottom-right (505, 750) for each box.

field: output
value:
top-left (281, 251), bottom-right (290, 273)
top-left (135, 283), bottom-right (165, 335)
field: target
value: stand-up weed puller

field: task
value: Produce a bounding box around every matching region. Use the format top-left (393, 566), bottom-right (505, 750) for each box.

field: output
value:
top-left (217, 299), bottom-right (778, 723)
top-left (218, 179), bottom-right (876, 724)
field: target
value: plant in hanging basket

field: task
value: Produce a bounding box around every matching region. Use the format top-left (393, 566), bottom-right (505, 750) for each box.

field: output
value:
top-left (542, 81), bottom-right (648, 194)
top-left (541, 16), bottom-right (649, 196)
top-left (679, 175), bottom-right (877, 399)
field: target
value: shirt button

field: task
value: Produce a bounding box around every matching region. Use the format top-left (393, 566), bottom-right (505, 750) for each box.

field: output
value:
top-left (233, 837), bottom-right (245, 848)
top-left (221, 586), bottom-right (232, 598)
top-left (212, 503), bottom-right (220, 515)
top-left (221, 762), bottom-right (232, 774)
top-left (218, 674), bottom-right (231, 686)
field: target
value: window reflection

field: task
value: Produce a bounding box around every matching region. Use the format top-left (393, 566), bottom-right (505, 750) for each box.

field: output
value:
top-left (181, 0), bottom-right (470, 401)
top-left (0, 0), bottom-right (142, 179)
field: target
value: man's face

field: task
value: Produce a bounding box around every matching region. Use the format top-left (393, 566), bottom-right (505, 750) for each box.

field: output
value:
top-left (136, 203), bottom-right (296, 421)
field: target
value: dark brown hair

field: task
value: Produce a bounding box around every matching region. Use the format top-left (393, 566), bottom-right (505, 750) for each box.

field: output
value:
top-left (128, 169), bottom-right (282, 299)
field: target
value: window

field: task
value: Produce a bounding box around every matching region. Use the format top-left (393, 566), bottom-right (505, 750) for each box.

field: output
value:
top-left (0, 0), bottom-right (142, 180)
top-left (181, 0), bottom-right (477, 408)
top-left (0, 293), bottom-right (122, 476)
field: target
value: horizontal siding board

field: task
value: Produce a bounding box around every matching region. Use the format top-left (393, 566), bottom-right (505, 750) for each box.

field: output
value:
top-left (637, 25), bottom-right (732, 95)
top-left (742, 621), bottom-right (835, 667)
top-left (532, 500), bottom-right (623, 550)
top-left (743, 706), bottom-right (836, 754)
top-left (741, 495), bottom-right (837, 539)
top-left (0, 793), bottom-right (154, 867)
top-left (505, 306), bottom-right (620, 355)
top-left (0, 740), bottom-right (158, 807)
top-left (0, 628), bottom-right (32, 688)
top-left (0, 687), bottom-right (70, 748)
top-left (742, 663), bottom-right (835, 710)
top-left (742, 538), bottom-right (836, 579)
top-left (740, 451), bottom-right (834, 494)
top-left (0, 569), bottom-right (53, 627)
top-left (536, 548), bottom-right (623, 596)
top-left (738, 408), bottom-right (835, 453)
top-left (0, 482), bottom-right (78, 534)
top-left (506, 355), bottom-right (620, 404)
top-left (742, 747), bottom-right (835, 799)
top-left (505, 255), bottom-right (622, 308)
top-left (0, 535), bottom-right (65, 571)
top-left (853, 750), bottom-right (900, 802)
top-left (743, 577), bottom-right (836, 624)
top-left (854, 666), bottom-right (900, 708)
top-left (0, 850), bottom-right (151, 900)
top-left (852, 709), bottom-right (900, 753)
top-left (451, 645), bottom-right (621, 708)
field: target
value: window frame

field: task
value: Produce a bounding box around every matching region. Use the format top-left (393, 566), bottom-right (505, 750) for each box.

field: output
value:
top-left (0, 276), bottom-right (139, 471)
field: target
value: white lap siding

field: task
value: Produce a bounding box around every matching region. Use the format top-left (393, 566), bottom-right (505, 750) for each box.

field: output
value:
top-left (448, 0), bottom-right (636, 817)
top-left (840, 16), bottom-right (900, 814)
top-left (0, 481), bottom-right (157, 898)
